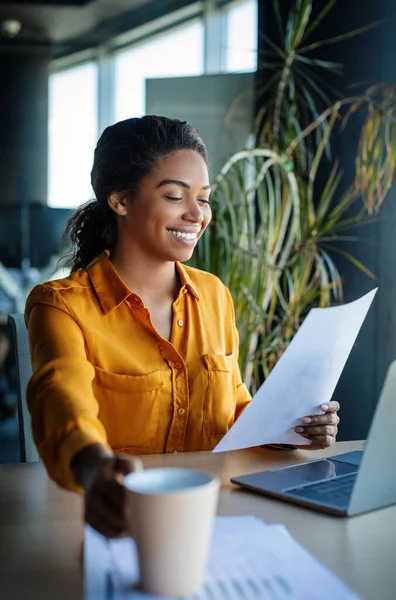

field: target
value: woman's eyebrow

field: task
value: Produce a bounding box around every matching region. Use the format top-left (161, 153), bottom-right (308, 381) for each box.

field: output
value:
top-left (157, 179), bottom-right (211, 191)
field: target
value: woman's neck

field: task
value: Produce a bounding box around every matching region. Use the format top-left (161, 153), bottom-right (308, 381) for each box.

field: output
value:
top-left (110, 247), bottom-right (180, 302)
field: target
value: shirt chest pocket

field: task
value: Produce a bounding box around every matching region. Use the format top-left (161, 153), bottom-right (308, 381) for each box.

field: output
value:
top-left (93, 367), bottom-right (163, 451)
top-left (202, 353), bottom-right (236, 437)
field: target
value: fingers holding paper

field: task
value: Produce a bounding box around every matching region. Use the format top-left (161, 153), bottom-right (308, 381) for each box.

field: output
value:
top-left (294, 401), bottom-right (340, 450)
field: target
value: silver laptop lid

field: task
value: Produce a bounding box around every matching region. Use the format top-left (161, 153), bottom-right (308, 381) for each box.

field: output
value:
top-left (348, 360), bottom-right (396, 516)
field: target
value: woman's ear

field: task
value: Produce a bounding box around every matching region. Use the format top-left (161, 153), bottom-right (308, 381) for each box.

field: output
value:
top-left (107, 191), bottom-right (129, 216)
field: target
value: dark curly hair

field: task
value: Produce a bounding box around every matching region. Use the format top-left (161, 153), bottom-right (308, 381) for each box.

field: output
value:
top-left (64, 115), bottom-right (208, 272)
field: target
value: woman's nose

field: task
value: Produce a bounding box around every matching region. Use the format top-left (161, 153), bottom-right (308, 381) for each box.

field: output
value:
top-left (183, 201), bottom-right (204, 223)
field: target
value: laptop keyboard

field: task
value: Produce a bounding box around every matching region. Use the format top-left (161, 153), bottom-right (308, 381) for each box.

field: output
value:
top-left (285, 472), bottom-right (357, 508)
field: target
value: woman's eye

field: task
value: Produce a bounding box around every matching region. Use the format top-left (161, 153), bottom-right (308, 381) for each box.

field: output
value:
top-left (165, 195), bottom-right (210, 205)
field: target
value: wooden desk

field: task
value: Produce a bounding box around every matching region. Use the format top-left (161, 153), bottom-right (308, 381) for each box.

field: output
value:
top-left (0, 442), bottom-right (395, 599)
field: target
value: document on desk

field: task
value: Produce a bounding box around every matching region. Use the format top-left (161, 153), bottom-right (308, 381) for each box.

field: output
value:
top-left (213, 288), bottom-right (377, 452)
top-left (84, 516), bottom-right (361, 599)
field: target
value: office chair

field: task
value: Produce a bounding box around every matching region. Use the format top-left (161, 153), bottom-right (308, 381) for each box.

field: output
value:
top-left (7, 313), bottom-right (39, 462)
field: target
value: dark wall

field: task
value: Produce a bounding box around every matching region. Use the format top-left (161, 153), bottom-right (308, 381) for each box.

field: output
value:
top-left (0, 39), bottom-right (53, 268)
top-left (0, 41), bottom-right (50, 207)
top-left (0, 204), bottom-right (72, 268)
top-left (327, 0), bottom-right (396, 440)
top-left (258, 0), bottom-right (396, 440)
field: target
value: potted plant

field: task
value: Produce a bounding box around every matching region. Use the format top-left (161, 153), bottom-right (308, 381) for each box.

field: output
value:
top-left (190, 0), bottom-right (396, 392)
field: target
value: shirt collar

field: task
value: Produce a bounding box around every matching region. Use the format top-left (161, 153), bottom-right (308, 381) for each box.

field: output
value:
top-left (176, 262), bottom-right (200, 300)
top-left (87, 251), bottom-right (132, 314)
top-left (87, 252), bottom-right (199, 314)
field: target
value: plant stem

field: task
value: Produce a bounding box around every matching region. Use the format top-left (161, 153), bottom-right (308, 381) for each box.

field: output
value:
top-left (273, 52), bottom-right (295, 149)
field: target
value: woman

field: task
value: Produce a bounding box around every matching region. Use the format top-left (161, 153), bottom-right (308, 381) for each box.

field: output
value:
top-left (25, 116), bottom-right (339, 537)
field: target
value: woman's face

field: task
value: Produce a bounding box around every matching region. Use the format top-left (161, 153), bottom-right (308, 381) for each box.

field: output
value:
top-left (110, 149), bottom-right (212, 263)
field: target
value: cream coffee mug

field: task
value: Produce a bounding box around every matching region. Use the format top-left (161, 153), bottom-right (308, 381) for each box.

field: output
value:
top-left (124, 467), bottom-right (219, 596)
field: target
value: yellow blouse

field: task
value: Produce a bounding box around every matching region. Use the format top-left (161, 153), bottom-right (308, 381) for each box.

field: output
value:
top-left (25, 252), bottom-right (251, 490)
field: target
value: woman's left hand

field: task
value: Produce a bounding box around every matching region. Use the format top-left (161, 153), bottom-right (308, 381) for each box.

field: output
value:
top-left (294, 401), bottom-right (340, 450)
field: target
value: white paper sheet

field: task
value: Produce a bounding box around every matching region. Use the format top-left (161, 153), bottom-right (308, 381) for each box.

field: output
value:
top-left (84, 516), bottom-right (361, 599)
top-left (213, 289), bottom-right (377, 452)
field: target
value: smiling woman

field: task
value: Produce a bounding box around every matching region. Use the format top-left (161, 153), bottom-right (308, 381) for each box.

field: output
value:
top-left (107, 150), bottom-right (212, 269)
top-left (24, 116), bottom-right (339, 538)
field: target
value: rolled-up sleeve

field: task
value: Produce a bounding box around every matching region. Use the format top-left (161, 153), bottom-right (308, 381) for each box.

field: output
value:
top-left (25, 285), bottom-right (110, 491)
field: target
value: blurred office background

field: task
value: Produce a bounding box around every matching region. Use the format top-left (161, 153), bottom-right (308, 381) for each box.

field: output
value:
top-left (0, 0), bottom-right (258, 461)
top-left (0, 0), bottom-right (396, 462)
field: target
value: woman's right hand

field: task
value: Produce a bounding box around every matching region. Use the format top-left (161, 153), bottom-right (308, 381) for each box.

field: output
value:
top-left (71, 444), bottom-right (143, 538)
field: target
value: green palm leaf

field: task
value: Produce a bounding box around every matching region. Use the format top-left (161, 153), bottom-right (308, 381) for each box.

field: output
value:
top-left (191, 0), bottom-right (396, 390)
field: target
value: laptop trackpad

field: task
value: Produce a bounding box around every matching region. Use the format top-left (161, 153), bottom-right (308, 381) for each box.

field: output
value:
top-left (233, 457), bottom-right (359, 493)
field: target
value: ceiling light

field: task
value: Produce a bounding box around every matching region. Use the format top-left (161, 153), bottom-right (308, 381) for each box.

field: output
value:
top-left (1, 19), bottom-right (22, 38)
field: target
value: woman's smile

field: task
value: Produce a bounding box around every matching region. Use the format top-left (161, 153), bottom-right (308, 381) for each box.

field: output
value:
top-left (167, 227), bottom-right (201, 246)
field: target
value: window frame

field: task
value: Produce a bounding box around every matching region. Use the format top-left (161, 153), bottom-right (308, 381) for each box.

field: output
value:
top-left (113, 15), bottom-right (205, 123)
top-left (48, 0), bottom-right (257, 207)
top-left (47, 60), bottom-right (99, 208)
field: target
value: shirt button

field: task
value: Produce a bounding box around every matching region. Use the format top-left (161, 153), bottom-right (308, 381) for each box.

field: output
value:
top-left (177, 319), bottom-right (184, 327)
top-left (182, 288), bottom-right (188, 294)
top-left (178, 408), bottom-right (185, 416)
top-left (175, 361), bottom-right (183, 369)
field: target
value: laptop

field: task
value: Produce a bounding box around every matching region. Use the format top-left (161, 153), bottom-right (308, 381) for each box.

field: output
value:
top-left (231, 361), bottom-right (396, 517)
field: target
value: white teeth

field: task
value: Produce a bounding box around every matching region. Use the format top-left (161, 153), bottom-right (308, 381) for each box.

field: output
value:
top-left (169, 229), bottom-right (198, 240)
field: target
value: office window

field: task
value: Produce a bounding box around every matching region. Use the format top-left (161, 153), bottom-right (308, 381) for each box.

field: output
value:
top-left (47, 2), bottom-right (259, 206)
top-left (225, 0), bottom-right (257, 72)
top-left (48, 63), bottom-right (98, 208)
top-left (114, 20), bottom-right (204, 122)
